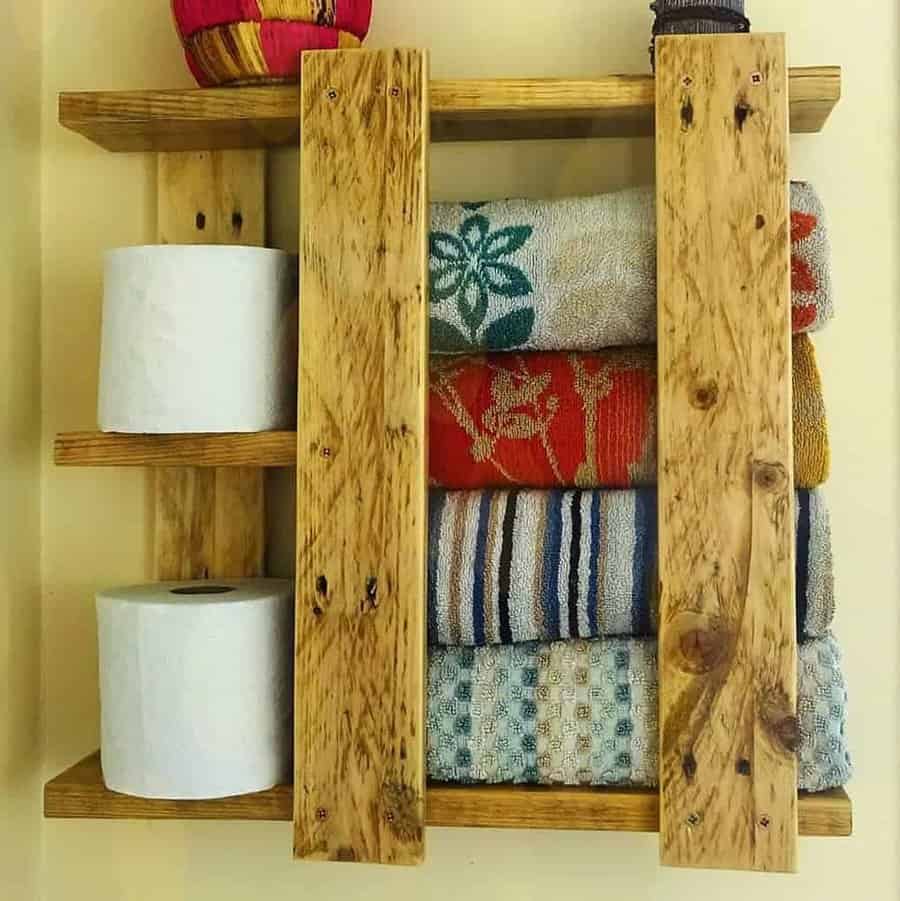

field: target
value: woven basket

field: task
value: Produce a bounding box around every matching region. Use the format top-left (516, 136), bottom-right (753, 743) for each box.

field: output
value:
top-left (171, 1), bottom-right (373, 86)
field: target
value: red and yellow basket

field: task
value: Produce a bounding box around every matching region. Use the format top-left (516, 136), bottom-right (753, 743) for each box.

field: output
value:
top-left (171, 1), bottom-right (373, 86)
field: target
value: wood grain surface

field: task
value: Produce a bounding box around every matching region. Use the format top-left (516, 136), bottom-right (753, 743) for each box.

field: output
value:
top-left (44, 753), bottom-right (852, 837)
top-left (55, 431), bottom-right (296, 467)
top-left (58, 67), bottom-right (840, 151)
top-left (152, 149), bottom-right (267, 580)
top-left (294, 49), bottom-right (429, 865)
top-left (655, 34), bottom-right (797, 872)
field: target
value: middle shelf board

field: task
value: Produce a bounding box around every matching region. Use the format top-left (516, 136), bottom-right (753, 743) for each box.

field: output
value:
top-left (55, 431), bottom-right (296, 468)
top-left (59, 66), bottom-right (841, 153)
top-left (45, 753), bottom-right (852, 837)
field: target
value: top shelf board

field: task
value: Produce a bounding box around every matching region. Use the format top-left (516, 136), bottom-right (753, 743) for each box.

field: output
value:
top-left (60, 67), bottom-right (840, 152)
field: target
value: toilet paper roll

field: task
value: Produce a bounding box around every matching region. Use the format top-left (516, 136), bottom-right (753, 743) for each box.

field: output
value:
top-left (98, 245), bottom-right (298, 433)
top-left (97, 579), bottom-right (294, 800)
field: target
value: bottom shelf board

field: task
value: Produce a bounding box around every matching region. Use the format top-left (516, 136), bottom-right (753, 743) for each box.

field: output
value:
top-left (45, 754), bottom-right (852, 836)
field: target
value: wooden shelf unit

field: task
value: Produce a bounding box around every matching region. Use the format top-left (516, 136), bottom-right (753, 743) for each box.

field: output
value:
top-left (45, 753), bottom-right (852, 837)
top-left (59, 66), bottom-right (840, 152)
top-left (48, 37), bottom-right (850, 873)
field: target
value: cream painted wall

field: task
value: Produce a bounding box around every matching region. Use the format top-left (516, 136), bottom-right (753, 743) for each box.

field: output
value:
top-left (1, 6), bottom-right (43, 901)
top-left (38, 1), bottom-right (899, 899)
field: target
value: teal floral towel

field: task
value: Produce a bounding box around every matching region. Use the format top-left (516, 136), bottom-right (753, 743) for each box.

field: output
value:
top-left (429, 183), bottom-right (832, 352)
top-left (427, 635), bottom-right (851, 792)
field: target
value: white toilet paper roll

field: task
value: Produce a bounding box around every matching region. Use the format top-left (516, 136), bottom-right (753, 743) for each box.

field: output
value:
top-left (98, 245), bottom-right (297, 433)
top-left (97, 579), bottom-right (293, 800)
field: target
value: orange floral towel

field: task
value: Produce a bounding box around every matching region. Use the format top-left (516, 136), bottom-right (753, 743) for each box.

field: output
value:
top-left (429, 335), bottom-right (829, 489)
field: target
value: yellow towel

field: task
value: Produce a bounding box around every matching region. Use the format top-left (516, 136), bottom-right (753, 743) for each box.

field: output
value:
top-left (794, 333), bottom-right (830, 488)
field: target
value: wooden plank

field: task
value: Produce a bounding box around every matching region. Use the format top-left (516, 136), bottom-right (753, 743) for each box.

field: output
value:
top-left (45, 753), bottom-right (291, 822)
top-left (655, 34), bottom-right (797, 872)
top-left (44, 753), bottom-right (853, 838)
top-left (58, 67), bottom-right (840, 151)
top-left (54, 431), bottom-right (296, 467)
top-left (152, 149), bottom-right (267, 580)
top-left (294, 48), bottom-right (429, 866)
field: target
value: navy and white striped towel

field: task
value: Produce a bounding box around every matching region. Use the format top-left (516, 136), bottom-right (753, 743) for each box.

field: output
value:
top-left (428, 488), bottom-right (833, 645)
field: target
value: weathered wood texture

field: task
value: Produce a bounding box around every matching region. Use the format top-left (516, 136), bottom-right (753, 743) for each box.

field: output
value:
top-left (152, 150), bottom-right (267, 580)
top-left (58, 67), bottom-right (840, 151)
top-left (44, 753), bottom-right (853, 838)
top-left (294, 49), bottom-right (429, 866)
top-left (55, 431), bottom-right (296, 467)
top-left (656, 34), bottom-right (797, 872)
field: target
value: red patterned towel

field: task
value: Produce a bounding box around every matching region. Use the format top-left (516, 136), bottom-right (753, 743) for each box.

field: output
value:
top-left (430, 336), bottom-right (828, 489)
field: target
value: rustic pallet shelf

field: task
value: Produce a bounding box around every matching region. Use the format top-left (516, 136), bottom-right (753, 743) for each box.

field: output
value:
top-left (54, 431), bottom-right (295, 467)
top-left (44, 754), bottom-right (852, 837)
top-left (59, 66), bottom-right (840, 152)
top-left (51, 37), bottom-right (850, 873)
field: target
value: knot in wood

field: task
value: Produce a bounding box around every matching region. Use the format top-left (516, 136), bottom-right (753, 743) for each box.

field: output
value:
top-left (735, 98), bottom-right (753, 131)
top-left (773, 715), bottom-right (801, 753)
top-left (680, 96), bottom-right (694, 130)
top-left (682, 751), bottom-right (698, 781)
top-left (690, 380), bottom-right (718, 411)
top-left (753, 461), bottom-right (787, 493)
top-left (760, 688), bottom-right (800, 753)
top-left (678, 627), bottom-right (727, 674)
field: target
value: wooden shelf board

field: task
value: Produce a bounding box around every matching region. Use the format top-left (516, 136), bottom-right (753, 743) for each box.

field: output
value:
top-left (45, 754), bottom-right (852, 837)
top-left (59, 66), bottom-right (840, 152)
top-left (54, 431), bottom-right (296, 467)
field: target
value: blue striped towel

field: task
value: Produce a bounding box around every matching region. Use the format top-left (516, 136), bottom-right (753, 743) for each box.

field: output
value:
top-left (428, 488), bottom-right (833, 645)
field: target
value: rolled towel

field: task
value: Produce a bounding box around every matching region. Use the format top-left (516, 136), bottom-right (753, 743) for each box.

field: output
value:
top-left (429, 183), bottom-right (832, 352)
top-left (428, 489), bottom-right (834, 646)
top-left (427, 635), bottom-right (851, 793)
top-left (430, 335), bottom-right (829, 490)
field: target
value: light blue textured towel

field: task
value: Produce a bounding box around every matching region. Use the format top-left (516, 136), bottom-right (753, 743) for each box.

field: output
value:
top-left (427, 635), bottom-right (851, 792)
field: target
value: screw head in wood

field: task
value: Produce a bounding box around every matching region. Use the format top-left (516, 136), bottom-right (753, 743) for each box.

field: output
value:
top-left (751, 71), bottom-right (764, 85)
top-left (326, 87), bottom-right (338, 100)
top-left (759, 815), bottom-right (770, 829)
top-left (682, 75), bottom-right (693, 88)
top-left (390, 86), bottom-right (401, 97)
top-left (316, 807), bottom-right (328, 821)
top-left (686, 812), bottom-right (702, 828)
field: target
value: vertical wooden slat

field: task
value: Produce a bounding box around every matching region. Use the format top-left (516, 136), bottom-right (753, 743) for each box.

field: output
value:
top-left (655, 34), bottom-right (797, 872)
top-left (294, 49), bottom-right (429, 865)
top-left (151, 150), bottom-right (267, 580)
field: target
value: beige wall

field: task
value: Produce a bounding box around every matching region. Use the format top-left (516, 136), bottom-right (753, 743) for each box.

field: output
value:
top-left (35, 0), bottom-right (900, 899)
top-left (1, 5), bottom-right (43, 901)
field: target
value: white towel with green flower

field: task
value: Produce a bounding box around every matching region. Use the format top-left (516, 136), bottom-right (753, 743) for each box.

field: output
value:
top-left (429, 183), bottom-right (832, 352)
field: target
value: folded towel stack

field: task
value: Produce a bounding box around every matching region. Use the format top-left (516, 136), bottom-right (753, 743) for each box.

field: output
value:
top-left (424, 184), bottom-right (850, 793)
